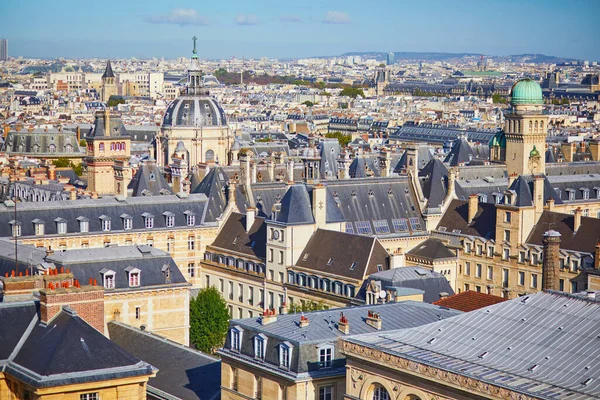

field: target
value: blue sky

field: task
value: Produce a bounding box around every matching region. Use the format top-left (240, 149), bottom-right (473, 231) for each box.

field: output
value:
top-left (2, 0), bottom-right (599, 60)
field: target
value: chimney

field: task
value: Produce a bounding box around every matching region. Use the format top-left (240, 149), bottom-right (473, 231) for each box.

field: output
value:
top-left (468, 194), bottom-right (478, 224)
top-left (574, 207), bottom-right (582, 232)
top-left (507, 172), bottom-right (517, 187)
top-left (39, 284), bottom-right (105, 332)
top-left (251, 161), bottom-right (257, 184)
top-left (46, 246), bottom-right (55, 259)
top-left (287, 160), bottom-right (294, 184)
top-left (547, 198), bottom-right (555, 211)
top-left (561, 141), bottom-right (574, 163)
top-left (245, 207), bottom-right (256, 232)
top-left (590, 140), bottom-right (600, 161)
top-left (365, 310), bottom-right (382, 330)
top-left (228, 179), bottom-right (237, 204)
top-left (76, 126), bottom-right (81, 142)
top-left (299, 313), bottom-right (309, 328)
top-left (438, 292), bottom-right (449, 299)
top-left (448, 168), bottom-right (457, 198)
top-left (542, 230), bottom-right (561, 291)
top-left (260, 309), bottom-right (277, 325)
top-left (338, 312), bottom-right (350, 334)
top-left (312, 183), bottom-right (327, 228)
top-left (595, 241), bottom-right (600, 270)
top-left (268, 161), bottom-right (275, 181)
top-left (3, 125), bottom-right (9, 138)
top-left (533, 175), bottom-right (544, 215)
top-left (104, 109), bottom-right (111, 136)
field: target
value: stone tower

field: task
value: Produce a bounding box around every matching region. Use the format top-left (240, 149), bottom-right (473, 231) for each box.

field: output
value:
top-left (85, 110), bottom-right (131, 195)
top-left (101, 60), bottom-right (118, 103)
top-left (504, 78), bottom-right (548, 177)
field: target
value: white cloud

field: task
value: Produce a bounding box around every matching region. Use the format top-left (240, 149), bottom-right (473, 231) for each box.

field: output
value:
top-left (235, 14), bottom-right (260, 26)
top-left (145, 8), bottom-right (210, 26)
top-left (322, 10), bottom-right (351, 24)
top-left (279, 15), bottom-right (303, 23)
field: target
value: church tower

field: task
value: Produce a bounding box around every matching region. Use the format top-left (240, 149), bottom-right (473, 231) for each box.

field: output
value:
top-left (85, 110), bottom-right (131, 195)
top-left (101, 60), bottom-right (118, 102)
top-left (504, 78), bottom-right (548, 176)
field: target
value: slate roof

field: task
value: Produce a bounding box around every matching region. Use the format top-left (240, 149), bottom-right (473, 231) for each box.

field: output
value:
top-left (527, 211), bottom-right (600, 254)
top-left (87, 111), bottom-right (130, 139)
top-left (443, 137), bottom-right (473, 166)
top-left (295, 229), bottom-right (389, 281)
top-left (162, 96), bottom-right (227, 128)
top-left (0, 193), bottom-right (211, 238)
top-left (419, 158), bottom-right (468, 209)
top-left (274, 185), bottom-right (315, 225)
top-left (102, 60), bottom-right (115, 79)
top-left (210, 212), bottom-right (266, 260)
top-left (345, 291), bottom-right (600, 400)
top-left (108, 322), bottom-right (221, 400)
top-left (0, 304), bottom-right (153, 388)
top-left (390, 123), bottom-right (496, 144)
top-left (407, 238), bottom-right (455, 260)
top-left (432, 290), bottom-right (508, 312)
top-left (128, 160), bottom-right (173, 197)
top-left (2, 129), bottom-right (83, 156)
top-left (362, 267), bottom-right (455, 303)
top-left (436, 199), bottom-right (497, 239)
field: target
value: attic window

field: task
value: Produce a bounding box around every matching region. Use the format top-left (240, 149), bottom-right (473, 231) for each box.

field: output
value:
top-left (327, 258), bottom-right (333, 266)
top-left (250, 241), bottom-right (256, 249)
top-left (350, 262), bottom-right (357, 270)
top-left (149, 173), bottom-right (156, 182)
top-left (233, 236), bottom-right (239, 245)
top-left (302, 253), bottom-right (309, 261)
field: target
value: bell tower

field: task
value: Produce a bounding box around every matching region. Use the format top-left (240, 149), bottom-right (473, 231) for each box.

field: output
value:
top-left (504, 79), bottom-right (548, 176)
top-left (101, 60), bottom-right (117, 102)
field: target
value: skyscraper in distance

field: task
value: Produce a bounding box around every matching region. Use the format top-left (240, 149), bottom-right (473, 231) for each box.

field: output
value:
top-left (386, 52), bottom-right (395, 66)
top-left (0, 39), bottom-right (8, 61)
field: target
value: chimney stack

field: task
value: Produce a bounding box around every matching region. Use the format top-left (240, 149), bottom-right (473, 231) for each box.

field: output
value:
top-left (590, 140), bottom-right (600, 161)
top-left (595, 241), bottom-right (600, 270)
top-left (366, 310), bottom-right (382, 330)
top-left (39, 285), bottom-right (105, 332)
top-left (260, 309), bottom-right (277, 325)
top-left (287, 160), bottom-right (294, 184)
top-left (533, 175), bottom-right (544, 216)
top-left (546, 198), bottom-right (555, 211)
top-left (338, 312), bottom-right (350, 334)
top-left (542, 230), bottom-right (561, 291)
top-left (574, 207), bottom-right (582, 232)
top-left (245, 207), bottom-right (256, 232)
top-left (299, 313), bottom-right (310, 328)
top-left (312, 183), bottom-right (327, 228)
top-left (468, 194), bottom-right (478, 224)
top-left (561, 141), bottom-right (574, 163)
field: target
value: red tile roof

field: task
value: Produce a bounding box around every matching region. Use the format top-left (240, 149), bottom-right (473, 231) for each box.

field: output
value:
top-left (433, 290), bottom-right (508, 312)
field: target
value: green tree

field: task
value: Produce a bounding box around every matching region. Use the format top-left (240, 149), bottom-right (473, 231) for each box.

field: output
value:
top-left (340, 87), bottom-right (365, 99)
top-left (79, 139), bottom-right (87, 147)
top-left (302, 100), bottom-right (315, 107)
top-left (492, 93), bottom-right (507, 104)
top-left (107, 98), bottom-right (125, 107)
top-left (72, 163), bottom-right (84, 176)
top-left (190, 286), bottom-right (230, 353)
top-left (288, 300), bottom-right (328, 314)
top-left (325, 131), bottom-right (352, 147)
top-left (52, 158), bottom-right (70, 168)
top-left (214, 68), bottom-right (228, 77)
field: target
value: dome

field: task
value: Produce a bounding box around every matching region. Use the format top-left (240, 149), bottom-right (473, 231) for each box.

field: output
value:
top-left (162, 95), bottom-right (227, 128)
top-left (530, 145), bottom-right (540, 158)
top-left (510, 78), bottom-right (543, 105)
top-left (488, 131), bottom-right (506, 148)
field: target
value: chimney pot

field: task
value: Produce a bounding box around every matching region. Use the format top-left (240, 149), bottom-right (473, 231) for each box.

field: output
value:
top-left (542, 230), bottom-right (562, 291)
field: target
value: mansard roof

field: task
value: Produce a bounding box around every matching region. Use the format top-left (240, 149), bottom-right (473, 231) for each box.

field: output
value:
top-left (209, 212), bottom-right (267, 260)
top-left (527, 211), bottom-right (600, 254)
top-left (128, 159), bottom-right (173, 197)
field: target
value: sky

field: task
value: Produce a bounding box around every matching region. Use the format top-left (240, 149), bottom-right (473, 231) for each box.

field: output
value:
top-left (2, 0), bottom-right (599, 61)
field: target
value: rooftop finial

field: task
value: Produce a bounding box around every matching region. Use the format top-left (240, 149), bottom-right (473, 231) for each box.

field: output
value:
top-left (192, 36), bottom-right (197, 55)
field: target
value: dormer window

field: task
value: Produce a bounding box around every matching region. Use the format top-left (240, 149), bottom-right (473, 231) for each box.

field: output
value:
top-left (77, 216), bottom-right (89, 233)
top-left (100, 268), bottom-right (116, 289)
top-left (142, 213), bottom-right (154, 229)
top-left (125, 267), bottom-right (141, 287)
top-left (184, 210), bottom-right (195, 226)
top-left (55, 218), bottom-right (67, 234)
top-left (161, 264), bottom-right (171, 282)
top-left (279, 342), bottom-right (293, 369)
top-left (254, 334), bottom-right (267, 360)
top-left (230, 326), bottom-right (243, 351)
top-left (99, 215), bottom-right (111, 231)
top-left (582, 188), bottom-right (590, 200)
top-left (9, 220), bottom-right (21, 237)
top-left (121, 214), bottom-right (133, 230)
top-left (163, 211), bottom-right (175, 228)
top-left (32, 219), bottom-right (45, 236)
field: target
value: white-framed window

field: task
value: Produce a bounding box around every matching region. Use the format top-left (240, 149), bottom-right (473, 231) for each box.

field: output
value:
top-left (487, 266), bottom-right (493, 280)
top-left (279, 342), bottom-right (293, 369)
top-left (504, 230), bottom-right (511, 242)
top-left (100, 216), bottom-right (111, 232)
top-left (101, 269), bottom-right (116, 289)
top-left (126, 267), bottom-right (141, 287)
top-left (518, 271), bottom-right (525, 286)
top-left (188, 263), bottom-right (195, 277)
top-left (55, 218), bottom-right (67, 234)
top-left (318, 344), bottom-right (333, 368)
top-left (372, 385), bottom-right (390, 400)
top-left (188, 236), bottom-right (195, 250)
top-left (163, 211), bottom-right (175, 227)
top-left (465, 242), bottom-right (472, 253)
top-left (10, 221), bottom-right (21, 237)
top-left (487, 246), bottom-right (494, 257)
top-left (505, 211), bottom-right (512, 223)
top-left (185, 211), bottom-right (195, 226)
top-left (33, 220), bottom-right (44, 236)
top-left (80, 393), bottom-right (98, 400)
top-left (231, 326), bottom-right (243, 351)
top-left (77, 217), bottom-right (89, 233)
top-left (122, 215), bottom-right (133, 230)
top-left (319, 385), bottom-right (333, 400)
top-left (143, 213), bottom-right (154, 229)
top-left (475, 264), bottom-right (482, 278)
top-left (531, 273), bottom-right (538, 289)
top-left (254, 334), bottom-right (267, 360)
top-left (503, 248), bottom-right (510, 260)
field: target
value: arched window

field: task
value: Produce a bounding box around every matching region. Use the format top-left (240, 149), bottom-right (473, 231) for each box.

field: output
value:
top-left (110, 143), bottom-right (115, 151)
top-left (534, 120), bottom-right (538, 133)
top-left (529, 121), bottom-right (533, 132)
top-left (99, 143), bottom-right (105, 151)
top-left (372, 385), bottom-right (390, 400)
top-left (205, 149), bottom-right (215, 163)
top-left (121, 142), bottom-right (126, 151)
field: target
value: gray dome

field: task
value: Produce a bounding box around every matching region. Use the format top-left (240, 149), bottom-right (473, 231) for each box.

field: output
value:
top-left (162, 95), bottom-right (227, 128)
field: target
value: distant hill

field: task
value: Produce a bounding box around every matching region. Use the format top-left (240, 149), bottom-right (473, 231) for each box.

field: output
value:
top-left (339, 51), bottom-right (580, 64)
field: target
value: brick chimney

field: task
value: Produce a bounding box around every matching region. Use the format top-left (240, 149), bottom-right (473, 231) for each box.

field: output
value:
top-left (574, 207), bottom-right (582, 232)
top-left (542, 230), bottom-right (561, 291)
top-left (39, 284), bottom-right (104, 332)
top-left (468, 194), bottom-right (478, 224)
top-left (338, 312), bottom-right (350, 334)
top-left (366, 310), bottom-right (382, 330)
top-left (299, 312), bottom-right (309, 328)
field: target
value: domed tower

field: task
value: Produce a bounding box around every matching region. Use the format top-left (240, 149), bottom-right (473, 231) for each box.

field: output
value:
top-left (504, 78), bottom-right (547, 176)
top-left (156, 37), bottom-right (231, 168)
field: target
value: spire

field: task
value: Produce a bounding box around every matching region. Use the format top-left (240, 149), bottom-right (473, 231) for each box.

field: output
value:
top-left (192, 36), bottom-right (198, 58)
top-left (102, 60), bottom-right (115, 79)
top-left (188, 36), bottom-right (202, 94)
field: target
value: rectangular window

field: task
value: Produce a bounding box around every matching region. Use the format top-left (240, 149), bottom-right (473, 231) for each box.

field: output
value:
top-left (531, 273), bottom-right (538, 289)
top-left (476, 264), bottom-right (482, 278)
top-left (355, 221), bottom-right (373, 235)
top-left (373, 220), bottom-right (390, 234)
top-left (465, 262), bottom-right (471, 276)
top-left (231, 330), bottom-right (240, 351)
top-left (269, 249), bottom-right (274, 263)
top-left (476, 244), bottom-right (483, 255)
top-left (166, 215), bottom-right (175, 227)
top-left (35, 223), bottom-right (44, 236)
top-left (391, 218), bottom-right (408, 232)
top-left (205, 275), bottom-right (210, 288)
top-left (124, 218), bottom-right (132, 230)
top-left (571, 281), bottom-right (577, 293)
top-left (80, 394), bottom-right (98, 400)
top-left (279, 251), bottom-right (284, 264)
top-left (228, 281), bottom-right (234, 300)
top-left (79, 220), bottom-right (89, 233)
top-left (502, 269), bottom-right (509, 288)
top-left (504, 230), bottom-right (511, 242)
top-left (104, 274), bottom-right (115, 289)
top-left (505, 211), bottom-right (511, 223)
top-left (464, 283), bottom-right (470, 291)
top-left (135, 307), bottom-right (141, 320)
top-left (476, 285), bottom-right (481, 292)
top-left (187, 214), bottom-right (195, 226)
top-left (188, 236), bottom-right (195, 250)
top-left (102, 219), bottom-right (111, 232)
top-left (518, 271), bottom-right (525, 286)
top-left (519, 251), bottom-right (525, 263)
top-left (188, 263), bottom-right (195, 277)
top-left (219, 279), bottom-right (224, 293)
top-left (319, 347), bottom-right (333, 368)
top-left (319, 386), bottom-right (333, 400)
top-left (145, 217), bottom-right (154, 229)
top-left (487, 266), bottom-right (493, 280)
top-left (279, 272), bottom-right (284, 282)
top-left (248, 287), bottom-right (254, 304)
top-left (255, 339), bottom-right (264, 359)
top-left (465, 242), bottom-right (472, 253)
top-left (238, 284), bottom-right (244, 302)
top-left (280, 346), bottom-right (290, 368)
top-left (503, 248), bottom-right (510, 260)
top-left (487, 246), bottom-right (494, 257)
top-left (408, 217), bottom-right (422, 231)
top-left (559, 279), bottom-right (564, 291)
top-left (129, 272), bottom-right (140, 287)
top-left (57, 222), bottom-right (67, 234)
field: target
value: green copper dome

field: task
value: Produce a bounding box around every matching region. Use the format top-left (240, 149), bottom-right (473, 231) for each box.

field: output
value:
top-left (488, 130), bottom-right (506, 148)
top-left (510, 78), bottom-right (543, 105)
top-left (530, 145), bottom-right (540, 158)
